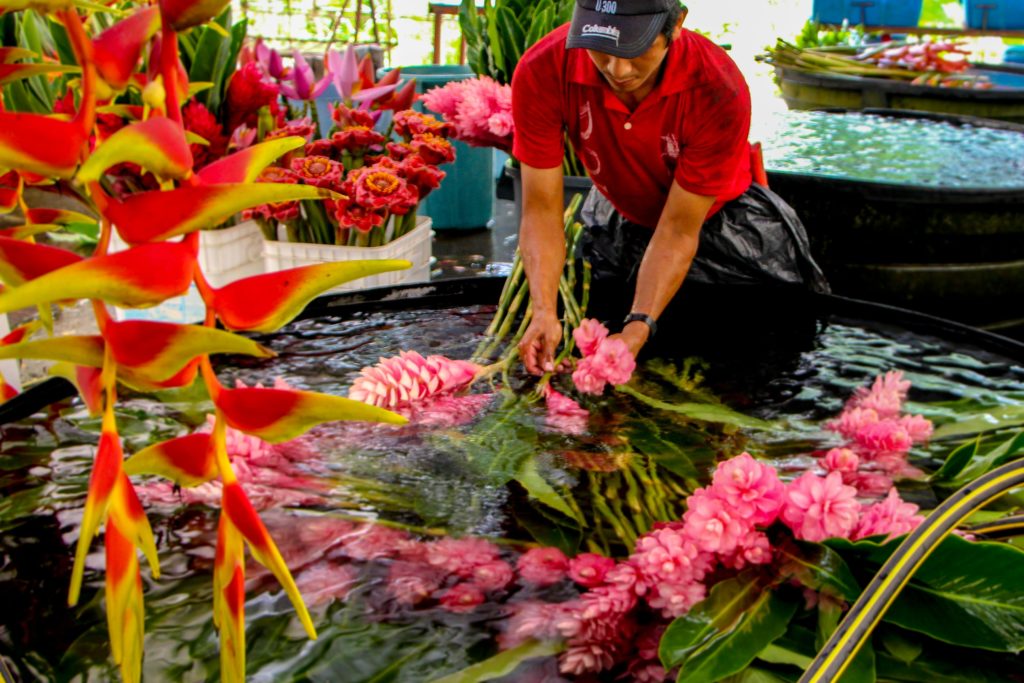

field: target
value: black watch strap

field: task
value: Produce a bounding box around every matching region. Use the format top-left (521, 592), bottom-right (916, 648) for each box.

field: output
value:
top-left (623, 312), bottom-right (657, 338)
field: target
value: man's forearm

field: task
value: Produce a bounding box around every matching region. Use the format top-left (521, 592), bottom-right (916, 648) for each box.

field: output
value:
top-left (520, 215), bottom-right (566, 317)
top-left (629, 226), bottom-right (700, 322)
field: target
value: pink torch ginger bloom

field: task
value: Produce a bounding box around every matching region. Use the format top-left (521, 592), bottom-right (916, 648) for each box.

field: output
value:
top-left (590, 337), bottom-right (636, 386)
top-left (341, 523), bottom-right (411, 561)
top-left (709, 452), bottom-right (785, 525)
top-left (854, 488), bottom-right (924, 540)
top-left (501, 601), bottom-right (568, 649)
top-left (573, 318), bottom-right (608, 357)
top-left (426, 536), bottom-right (502, 578)
top-left (471, 560), bottom-right (515, 591)
top-left (280, 50), bottom-right (332, 101)
top-left (847, 471), bottom-right (895, 497)
top-left (604, 561), bottom-right (648, 597)
top-left (516, 547), bottom-right (570, 586)
top-left (682, 487), bottom-right (750, 555)
top-left (568, 553), bottom-right (616, 588)
top-left (348, 351), bottom-right (481, 410)
top-left (848, 370), bottom-right (910, 418)
top-left (822, 447), bottom-right (860, 474)
top-left (541, 385), bottom-right (590, 435)
top-left (440, 583), bottom-right (486, 613)
top-left (571, 357), bottom-right (607, 395)
top-left (632, 525), bottom-right (712, 584)
top-left (781, 471), bottom-right (861, 542)
top-left (295, 561), bottom-right (359, 607)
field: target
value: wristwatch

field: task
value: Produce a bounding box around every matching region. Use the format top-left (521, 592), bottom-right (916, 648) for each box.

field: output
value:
top-left (623, 312), bottom-right (657, 338)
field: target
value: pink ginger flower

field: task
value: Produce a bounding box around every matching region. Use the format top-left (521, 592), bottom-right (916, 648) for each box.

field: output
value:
top-left (709, 452), bottom-right (785, 525)
top-left (471, 560), bottom-right (515, 591)
top-left (591, 337), bottom-right (636, 386)
top-left (560, 643), bottom-right (616, 676)
top-left (426, 536), bottom-right (502, 578)
top-left (348, 351), bottom-right (481, 410)
top-left (900, 414), bottom-right (934, 443)
top-left (517, 547), bottom-right (570, 586)
top-left (827, 406), bottom-right (879, 440)
top-left (628, 624), bottom-right (670, 683)
top-left (605, 561), bottom-right (648, 597)
top-left (647, 580), bottom-right (707, 619)
top-left (440, 583), bottom-right (486, 613)
top-left (847, 471), bottom-right (895, 497)
top-left (781, 471), bottom-right (861, 542)
top-left (406, 393), bottom-right (493, 428)
top-left (822, 447), bottom-right (860, 474)
top-left (848, 370), bottom-right (910, 418)
top-left (572, 318), bottom-right (608, 357)
top-left (386, 560), bottom-right (446, 606)
top-left (568, 552), bottom-right (616, 588)
top-left (853, 420), bottom-right (913, 455)
top-left (682, 487), bottom-right (750, 555)
top-left (632, 525), bottom-right (712, 584)
top-left (541, 384), bottom-right (590, 435)
top-left (854, 488), bottom-right (924, 540)
top-left (571, 357), bottom-right (607, 395)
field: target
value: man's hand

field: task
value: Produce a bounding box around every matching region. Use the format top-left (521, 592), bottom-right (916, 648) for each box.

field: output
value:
top-left (519, 312), bottom-right (563, 375)
top-left (609, 320), bottom-right (650, 360)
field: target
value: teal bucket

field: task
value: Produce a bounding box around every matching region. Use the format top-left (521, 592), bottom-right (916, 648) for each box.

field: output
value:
top-left (381, 64), bottom-right (495, 230)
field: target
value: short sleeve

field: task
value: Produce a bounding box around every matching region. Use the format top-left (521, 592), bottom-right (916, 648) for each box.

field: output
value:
top-left (511, 41), bottom-right (566, 169)
top-left (674, 75), bottom-right (752, 198)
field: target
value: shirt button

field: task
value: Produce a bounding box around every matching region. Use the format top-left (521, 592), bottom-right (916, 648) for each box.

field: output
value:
top-left (624, 122), bottom-right (633, 130)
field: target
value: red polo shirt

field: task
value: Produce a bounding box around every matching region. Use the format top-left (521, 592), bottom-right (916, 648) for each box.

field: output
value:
top-left (511, 23), bottom-right (752, 227)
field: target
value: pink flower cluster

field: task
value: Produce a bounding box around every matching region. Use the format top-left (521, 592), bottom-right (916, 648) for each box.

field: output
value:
top-left (823, 370), bottom-right (933, 495)
top-left (541, 384), bottom-right (590, 435)
top-left (420, 76), bottom-right (514, 152)
top-left (348, 351), bottom-right (481, 412)
top-left (571, 319), bottom-right (636, 395)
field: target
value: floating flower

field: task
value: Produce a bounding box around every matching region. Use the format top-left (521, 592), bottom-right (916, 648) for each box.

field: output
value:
top-left (708, 452), bottom-right (785, 526)
top-left (853, 420), bottom-right (913, 455)
top-left (632, 525), bottom-right (712, 584)
top-left (426, 536), bottom-right (502, 578)
top-left (471, 560), bottom-right (515, 591)
top-left (348, 351), bottom-right (480, 410)
top-left (780, 471), bottom-right (861, 542)
top-left (854, 488), bottom-right (924, 540)
top-left (516, 547), bottom-right (569, 586)
top-left (440, 583), bottom-right (486, 613)
top-left (559, 643), bottom-right (616, 676)
top-left (822, 447), bottom-right (860, 474)
top-left (847, 370), bottom-right (910, 418)
top-left (386, 560), bottom-right (445, 606)
top-left (591, 337), bottom-right (636, 385)
top-left (541, 384), bottom-right (590, 435)
top-left (568, 553), bottom-right (616, 588)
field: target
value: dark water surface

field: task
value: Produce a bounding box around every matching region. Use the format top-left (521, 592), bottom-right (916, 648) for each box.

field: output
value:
top-left (2, 304), bottom-right (1023, 681)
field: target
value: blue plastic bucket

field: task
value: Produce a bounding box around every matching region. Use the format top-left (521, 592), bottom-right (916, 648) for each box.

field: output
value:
top-left (968, 0), bottom-right (1024, 30)
top-left (380, 64), bottom-right (495, 230)
top-left (811, 0), bottom-right (923, 26)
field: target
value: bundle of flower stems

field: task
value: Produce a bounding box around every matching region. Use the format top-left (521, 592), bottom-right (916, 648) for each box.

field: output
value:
top-left (763, 39), bottom-right (923, 79)
top-left (472, 193), bottom-right (589, 384)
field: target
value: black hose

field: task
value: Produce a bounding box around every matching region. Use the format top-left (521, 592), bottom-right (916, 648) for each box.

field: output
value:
top-left (0, 377), bottom-right (77, 425)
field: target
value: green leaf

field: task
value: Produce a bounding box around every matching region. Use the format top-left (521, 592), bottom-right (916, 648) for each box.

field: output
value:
top-left (428, 639), bottom-right (563, 683)
top-left (932, 404), bottom-right (1024, 439)
top-left (929, 437), bottom-right (978, 482)
top-left (778, 541), bottom-right (862, 601)
top-left (516, 456), bottom-right (583, 524)
top-left (660, 577), bottom-right (799, 681)
top-left (879, 629), bottom-right (922, 666)
top-left (616, 384), bottom-right (775, 430)
top-left (828, 535), bottom-right (1024, 651)
top-left (951, 430), bottom-right (1024, 486)
top-left (722, 668), bottom-right (797, 683)
top-left (188, 9), bottom-right (230, 109)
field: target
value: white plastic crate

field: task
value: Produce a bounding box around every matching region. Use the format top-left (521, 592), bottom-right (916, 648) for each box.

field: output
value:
top-left (109, 221), bottom-right (265, 322)
top-left (262, 215), bottom-right (433, 293)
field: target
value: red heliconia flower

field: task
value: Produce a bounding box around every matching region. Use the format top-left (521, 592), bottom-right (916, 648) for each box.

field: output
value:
top-left (331, 103), bottom-right (376, 129)
top-left (400, 154), bottom-right (446, 201)
top-left (410, 133), bottom-right (455, 166)
top-left (350, 164), bottom-right (418, 215)
top-left (289, 155), bottom-right (343, 188)
top-left (0, 170), bottom-right (21, 214)
top-left (392, 110), bottom-right (452, 138)
top-left (92, 6), bottom-right (161, 93)
top-left (331, 125), bottom-right (386, 153)
top-left (159, 0), bottom-right (232, 31)
top-left (225, 62), bottom-right (280, 132)
top-left (183, 99), bottom-right (228, 169)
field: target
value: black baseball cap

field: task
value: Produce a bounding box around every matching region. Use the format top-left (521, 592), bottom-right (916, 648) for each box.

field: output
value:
top-left (566, 0), bottom-right (675, 58)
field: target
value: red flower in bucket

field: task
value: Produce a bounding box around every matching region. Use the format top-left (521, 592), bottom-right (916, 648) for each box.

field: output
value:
top-left (289, 155), bottom-right (343, 188)
top-left (409, 133), bottom-right (455, 166)
top-left (350, 164), bottom-right (418, 215)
